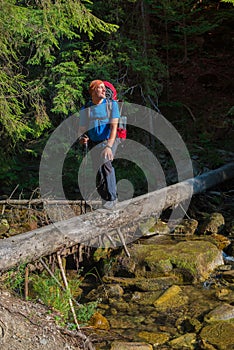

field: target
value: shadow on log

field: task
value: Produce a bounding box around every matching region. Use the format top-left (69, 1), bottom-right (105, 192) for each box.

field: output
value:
top-left (0, 162), bottom-right (233, 272)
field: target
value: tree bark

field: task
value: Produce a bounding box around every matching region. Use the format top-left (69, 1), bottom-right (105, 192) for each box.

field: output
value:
top-left (0, 199), bottom-right (84, 205)
top-left (0, 162), bottom-right (233, 272)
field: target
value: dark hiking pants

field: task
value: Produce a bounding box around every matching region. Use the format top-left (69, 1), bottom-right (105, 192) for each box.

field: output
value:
top-left (89, 139), bottom-right (119, 202)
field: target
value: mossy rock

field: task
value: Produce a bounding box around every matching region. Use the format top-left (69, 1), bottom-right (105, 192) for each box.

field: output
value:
top-left (153, 285), bottom-right (188, 311)
top-left (131, 291), bottom-right (162, 305)
top-left (138, 331), bottom-right (170, 345)
top-left (89, 312), bottom-right (110, 330)
top-left (102, 275), bottom-right (181, 291)
top-left (129, 240), bottom-right (223, 282)
top-left (199, 212), bottom-right (225, 235)
top-left (200, 321), bottom-right (234, 349)
top-left (174, 219), bottom-right (198, 235)
top-left (109, 315), bottom-right (145, 329)
top-left (111, 341), bottom-right (153, 350)
top-left (0, 219), bottom-right (10, 236)
top-left (169, 333), bottom-right (197, 349)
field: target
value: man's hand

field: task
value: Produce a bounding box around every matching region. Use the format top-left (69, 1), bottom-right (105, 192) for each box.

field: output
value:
top-left (79, 134), bottom-right (89, 145)
top-left (102, 146), bottom-right (113, 161)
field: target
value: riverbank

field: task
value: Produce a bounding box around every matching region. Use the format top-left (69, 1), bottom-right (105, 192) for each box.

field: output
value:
top-left (0, 179), bottom-right (233, 349)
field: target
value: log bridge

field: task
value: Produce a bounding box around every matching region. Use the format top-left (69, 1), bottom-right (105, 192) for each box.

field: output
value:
top-left (0, 162), bottom-right (233, 272)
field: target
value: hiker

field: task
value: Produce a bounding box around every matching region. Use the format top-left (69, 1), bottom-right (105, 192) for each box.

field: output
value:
top-left (78, 79), bottom-right (120, 209)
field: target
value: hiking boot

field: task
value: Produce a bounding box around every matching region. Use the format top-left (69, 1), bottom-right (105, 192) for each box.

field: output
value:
top-left (102, 199), bottom-right (118, 210)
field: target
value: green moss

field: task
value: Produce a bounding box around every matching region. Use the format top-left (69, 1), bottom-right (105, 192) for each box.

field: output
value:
top-left (130, 240), bottom-right (222, 282)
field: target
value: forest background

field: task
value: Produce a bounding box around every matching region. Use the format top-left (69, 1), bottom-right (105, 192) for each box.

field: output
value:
top-left (0, 0), bottom-right (233, 199)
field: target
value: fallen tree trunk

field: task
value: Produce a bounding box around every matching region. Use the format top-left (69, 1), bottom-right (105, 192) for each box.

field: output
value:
top-left (0, 162), bottom-right (233, 272)
top-left (0, 199), bottom-right (84, 205)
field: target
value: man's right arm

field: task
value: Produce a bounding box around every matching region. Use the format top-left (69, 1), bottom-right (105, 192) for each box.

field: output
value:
top-left (78, 107), bottom-right (89, 145)
top-left (78, 126), bottom-right (89, 145)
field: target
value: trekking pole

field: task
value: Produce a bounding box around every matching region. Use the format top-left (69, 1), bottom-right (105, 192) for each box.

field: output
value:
top-left (82, 141), bottom-right (88, 213)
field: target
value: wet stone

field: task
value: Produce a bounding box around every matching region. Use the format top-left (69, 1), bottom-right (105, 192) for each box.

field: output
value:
top-left (169, 333), bottom-right (197, 349)
top-left (153, 285), bottom-right (189, 311)
top-left (151, 219), bottom-right (171, 235)
top-left (110, 256), bottom-right (136, 277)
top-left (199, 212), bottom-right (225, 235)
top-left (109, 315), bottom-right (145, 329)
top-left (110, 308), bottom-right (117, 315)
top-left (221, 269), bottom-right (234, 283)
top-left (215, 288), bottom-right (234, 303)
top-left (131, 291), bottom-right (162, 305)
top-left (110, 341), bottom-right (153, 350)
top-left (89, 312), bottom-right (110, 330)
top-left (108, 300), bottom-right (132, 312)
top-left (133, 276), bottom-right (182, 291)
top-left (180, 285), bottom-right (220, 320)
top-left (174, 219), bottom-right (198, 235)
top-left (106, 284), bottom-right (124, 298)
top-left (86, 283), bottom-right (124, 301)
top-left (0, 219), bottom-right (9, 236)
top-left (204, 303), bottom-right (234, 323)
top-left (103, 275), bottom-right (181, 291)
top-left (211, 233), bottom-right (231, 250)
top-left (200, 321), bottom-right (234, 349)
top-left (176, 316), bottom-right (202, 333)
top-left (138, 331), bottom-right (170, 346)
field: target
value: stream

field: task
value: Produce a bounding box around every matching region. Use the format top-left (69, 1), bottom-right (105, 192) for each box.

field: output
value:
top-left (79, 241), bottom-right (234, 350)
top-left (71, 186), bottom-right (234, 350)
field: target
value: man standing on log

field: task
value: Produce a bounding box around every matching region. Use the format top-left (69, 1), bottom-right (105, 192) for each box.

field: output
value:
top-left (78, 80), bottom-right (120, 209)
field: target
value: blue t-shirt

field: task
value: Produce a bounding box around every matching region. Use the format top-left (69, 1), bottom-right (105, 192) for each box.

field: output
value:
top-left (79, 99), bottom-right (120, 142)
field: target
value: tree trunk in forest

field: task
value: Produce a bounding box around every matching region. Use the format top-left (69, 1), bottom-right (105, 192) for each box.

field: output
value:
top-left (0, 162), bottom-right (233, 272)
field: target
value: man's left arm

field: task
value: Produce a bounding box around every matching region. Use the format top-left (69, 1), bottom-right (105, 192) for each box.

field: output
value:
top-left (107, 100), bottom-right (120, 148)
top-left (103, 101), bottom-right (120, 160)
top-left (107, 118), bottom-right (118, 148)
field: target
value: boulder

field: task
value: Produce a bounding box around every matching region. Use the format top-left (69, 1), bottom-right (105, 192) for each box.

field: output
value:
top-left (199, 212), bottom-right (225, 235)
top-left (128, 240), bottom-right (223, 282)
top-left (200, 321), bottom-right (234, 349)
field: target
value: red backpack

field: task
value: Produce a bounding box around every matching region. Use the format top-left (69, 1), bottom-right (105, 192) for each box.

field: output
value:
top-left (103, 81), bottom-right (127, 140)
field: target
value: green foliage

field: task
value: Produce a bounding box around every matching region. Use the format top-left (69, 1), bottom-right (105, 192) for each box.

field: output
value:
top-left (30, 269), bottom-right (74, 321)
top-left (76, 300), bottom-right (99, 324)
top-left (30, 268), bottom-right (98, 326)
top-left (221, 0), bottom-right (234, 4)
top-left (25, 0), bottom-right (118, 66)
top-left (50, 62), bottom-right (86, 115)
top-left (0, 0), bottom-right (118, 149)
top-left (4, 263), bottom-right (28, 297)
top-left (0, 1), bottom-right (35, 144)
top-left (0, 66), bottom-right (31, 145)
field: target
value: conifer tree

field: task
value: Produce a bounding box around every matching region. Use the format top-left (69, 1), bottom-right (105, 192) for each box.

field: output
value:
top-left (0, 0), bottom-right (118, 147)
